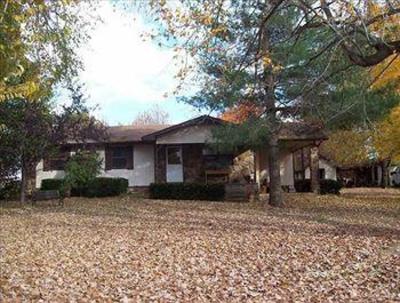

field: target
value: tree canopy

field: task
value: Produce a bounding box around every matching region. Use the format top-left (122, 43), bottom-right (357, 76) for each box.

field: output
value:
top-left (141, 0), bottom-right (400, 205)
top-left (373, 105), bottom-right (400, 163)
top-left (132, 104), bottom-right (170, 126)
top-left (0, 0), bottom-right (97, 102)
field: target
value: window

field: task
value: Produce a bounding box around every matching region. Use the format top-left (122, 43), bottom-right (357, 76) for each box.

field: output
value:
top-left (106, 146), bottom-right (133, 170)
top-left (167, 146), bottom-right (182, 165)
top-left (46, 149), bottom-right (70, 171)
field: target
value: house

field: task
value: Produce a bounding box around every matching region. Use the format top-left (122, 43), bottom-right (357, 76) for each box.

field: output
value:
top-left (36, 116), bottom-right (327, 191)
top-left (254, 123), bottom-right (328, 191)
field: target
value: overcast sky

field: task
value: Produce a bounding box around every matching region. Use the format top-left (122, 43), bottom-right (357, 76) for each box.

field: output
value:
top-left (67, 1), bottom-right (203, 126)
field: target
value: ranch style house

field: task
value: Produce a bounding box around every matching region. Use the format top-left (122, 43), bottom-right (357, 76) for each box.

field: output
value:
top-left (36, 115), bottom-right (334, 191)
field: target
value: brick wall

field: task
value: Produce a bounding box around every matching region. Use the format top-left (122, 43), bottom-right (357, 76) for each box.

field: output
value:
top-left (155, 145), bottom-right (167, 183)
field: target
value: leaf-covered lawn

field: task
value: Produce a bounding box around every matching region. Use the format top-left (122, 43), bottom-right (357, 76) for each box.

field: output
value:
top-left (1, 191), bottom-right (399, 302)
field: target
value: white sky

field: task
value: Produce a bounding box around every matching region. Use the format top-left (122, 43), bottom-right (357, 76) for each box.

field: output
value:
top-left (71, 0), bottom-right (203, 125)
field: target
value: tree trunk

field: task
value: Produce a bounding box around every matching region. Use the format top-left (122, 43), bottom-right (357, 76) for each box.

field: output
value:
top-left (20, 162), bottom-right (27, 203)
top-left (310, 145), bottom-right (320, 194)
top-left (261, 11), bottom-right (283, 207)
top-left (382, 159), bottom-right (391, 188)
top-left (268, 134), bottom-right (283, 206)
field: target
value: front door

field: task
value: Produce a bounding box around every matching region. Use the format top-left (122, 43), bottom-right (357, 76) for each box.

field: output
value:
top-left (166, 146), bottom-right (183, 182)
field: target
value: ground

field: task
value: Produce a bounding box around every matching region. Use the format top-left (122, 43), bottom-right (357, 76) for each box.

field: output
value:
top-left (0, 189), bottom-right (399, 302)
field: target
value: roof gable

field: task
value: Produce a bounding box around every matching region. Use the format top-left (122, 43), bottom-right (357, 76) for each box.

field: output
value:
top-left (142, 115), bottom-right (226, 141)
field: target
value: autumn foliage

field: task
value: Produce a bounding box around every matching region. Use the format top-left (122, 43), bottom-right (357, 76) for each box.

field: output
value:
top-left (320, 129), bottom-right (371, 168)
top-left (220, 102), bottom-right (263, 123)
top-left (373, 105), bottom-right (400, 163)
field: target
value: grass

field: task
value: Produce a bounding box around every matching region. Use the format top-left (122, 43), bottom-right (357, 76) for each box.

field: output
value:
top-left (0, 190), bottom-right (399, 301)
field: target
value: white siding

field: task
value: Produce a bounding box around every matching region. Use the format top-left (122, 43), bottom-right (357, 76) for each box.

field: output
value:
top-left (99, 144), bottom-right (154, 187)
top-left (156, 125), bottom-right (214, 144)
top-left (280, 153), bottom-right (294, 186)
top-left (255, 148), bottom-right (295, 187)
top-left (35, 144), bottom-right (155, 188)
top-left (35, 161), bottom-right (65, 188)
top-left (305, 158), bottom-right (337, 180)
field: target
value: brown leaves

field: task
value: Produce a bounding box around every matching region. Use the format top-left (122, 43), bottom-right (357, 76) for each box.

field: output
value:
top-left (0, 192), bottom-right (399, 301)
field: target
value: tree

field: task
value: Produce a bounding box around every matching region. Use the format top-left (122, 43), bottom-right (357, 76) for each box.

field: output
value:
top-left (220, 102), bottom-right (263, 123)
top-left (320, 129), bottom-right (372, 168)
top-left (373, 105), bottom-right (400, 186)
top-left (132, 104), bottom-right (170, 126)
top-left (301, 71), bottom-right (400, 130)
top-left (64, 151), bottom-right (102, 196)
top-left (140, 0), bottom-right (400, 206)
top-left (0, 87), bottom-right (106, 203)
top-left (0, 0), bottom-right (98, 102)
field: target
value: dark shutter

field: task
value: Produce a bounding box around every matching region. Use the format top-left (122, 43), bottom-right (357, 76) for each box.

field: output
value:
top-left (127, 146), bottom-right (134, 170)
top-left (105, 146), bottom-right (112, 170)
top-left (43, 158), bottom-right (50, 171)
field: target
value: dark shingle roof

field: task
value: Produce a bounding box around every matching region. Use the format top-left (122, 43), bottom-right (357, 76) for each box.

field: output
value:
top-left (104, 116), bottom-right (326, 143)
top-left (106, 124), bottom-right (169, 143)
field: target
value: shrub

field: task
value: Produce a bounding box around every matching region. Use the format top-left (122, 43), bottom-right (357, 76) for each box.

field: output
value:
top-left (64, 151), bottom-right (102, 195)
top-left (294, 179), bottom-right (342, 195)
top-left (149, 183), bottom-right (225, 201)
top-left (0, 180), bottom-right (20, 200)
top-left (294, 179), bottom-right (311, 193)
top-left (41, 177), bottom-right (128, 197)
top-left (41, 179), bottom-right (64, 191)
top-left (82, 177), bottom-right (129, 197)
top-left (320, 179), bottom-right (343, 195)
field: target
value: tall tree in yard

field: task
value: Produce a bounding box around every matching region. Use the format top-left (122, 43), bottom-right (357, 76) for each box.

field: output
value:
top-left (0, 87), bottom-right (107, 203)
top-left (141, 0), bottom-right (400, 206)
top-left (0, 0), bottom-right (100, 202)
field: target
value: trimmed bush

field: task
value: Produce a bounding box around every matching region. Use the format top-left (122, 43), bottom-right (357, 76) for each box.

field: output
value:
top-left (0, 180), bottom-right (20, 200)
top-left (41, 179), bottom-right (64, 191)
top-left (149, 183), bottom-right (225, 201)
top-left (320, 179), bottom-right (342, 195)
top-left (294, 179), bottom-right (311, 193)
top-left (41, 177), bottom-right (128, 198)
top-left (83, 177), bottom-right (129, 197)
top-left (294, 179), bottom-right (342, 195)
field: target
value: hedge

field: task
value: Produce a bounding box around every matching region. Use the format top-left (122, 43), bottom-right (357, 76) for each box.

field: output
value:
top-left (41, 179), bottom-right (64, 191)
top-left (80, 177), bottom-right (129, 197)
top-left (149, 183), bottom-right (225, 201)
top-left (294, 179), bottom-right (342, 195)
top-left (320, 179), bottom-right (343, 195)
top-left (41, 177), bottom-right (128, 198)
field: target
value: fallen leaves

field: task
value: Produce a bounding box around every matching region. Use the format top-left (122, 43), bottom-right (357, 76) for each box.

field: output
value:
top-left (0, 191), bottom-right (399, 301)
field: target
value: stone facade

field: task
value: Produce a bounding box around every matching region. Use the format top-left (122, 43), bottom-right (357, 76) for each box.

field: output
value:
top-left (155, 144), bottom-right (206, 183)
top-left (183, 144), bottom-right (205, 183)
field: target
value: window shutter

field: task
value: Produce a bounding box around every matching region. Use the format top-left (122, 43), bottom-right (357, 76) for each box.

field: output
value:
top-left (127, 146), bottom-right (134, 170)
top-left (105, 146), bottom-right (112, 170)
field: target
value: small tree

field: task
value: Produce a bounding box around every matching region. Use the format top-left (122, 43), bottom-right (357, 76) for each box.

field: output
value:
top-left (0, 87), bottom-right (107, 203)
top-left (64, 151), bottom-right (102, 196)
top-left (132, 104), bottom-right (170, 126)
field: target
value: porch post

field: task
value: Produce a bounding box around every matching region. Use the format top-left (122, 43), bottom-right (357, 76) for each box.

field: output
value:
top-left (310, 144), bottom-right (320, 194)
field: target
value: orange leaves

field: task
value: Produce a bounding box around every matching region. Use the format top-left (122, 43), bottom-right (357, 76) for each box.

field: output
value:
top-left (220, 102), bottom-right (263, 123)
